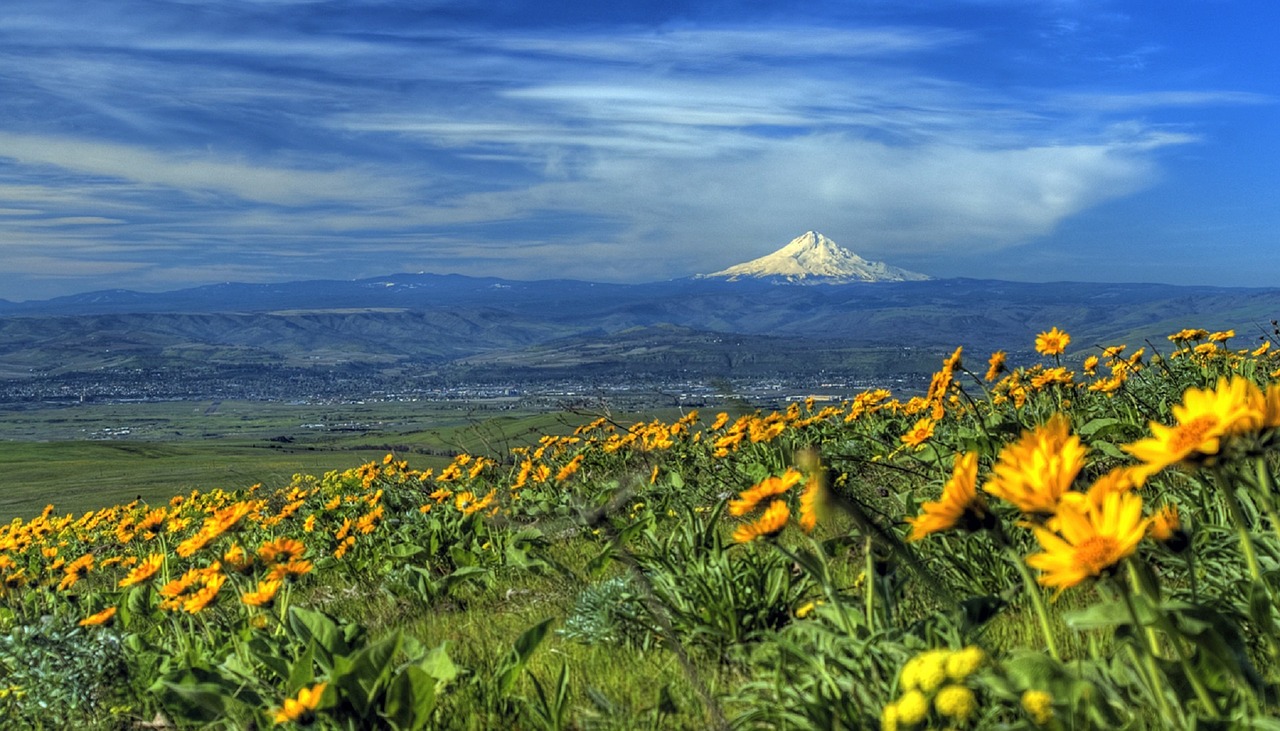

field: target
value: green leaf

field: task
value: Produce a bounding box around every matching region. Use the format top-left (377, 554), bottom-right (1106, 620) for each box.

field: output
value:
top-left (333, 632), bottom-right (403, 718)
top-left (126, 584), bottom-right (153, 618)
top-left (287, 642), bottom-right (316, 694)
top-left (498, 617), bottom-right (555, 694)
top-left (382, 665), bottom-right (436, 731)
top-left (1002, 651), bottom-right (1071, 695)
top-left (1248, 581), bottom-right (1277, 637)
top-left (585, 543), bottom-right (615, 577)
top-left (152, 680), bottom-right (231, 722)
top-left (1078, 417), bottom-right (1121, 438)
top-left (1063, 600), bottom-right (1148, 630)
top-left (1093, 441), bottom-right (1128, 460)
top-left (505, 537), bottom-right (547, 572)
top-left (390, 543), bottom-right (427, 560)
top-left (513, 617), bottom-right (555, 665)
top-left (420, 642), bottom-right (458, 686)
top-left (450, 545), bottom-right (478, 568)
top-left (246, 637), bottom-right (292, 684)
top-left (288, 607), bottom-right (348, 670)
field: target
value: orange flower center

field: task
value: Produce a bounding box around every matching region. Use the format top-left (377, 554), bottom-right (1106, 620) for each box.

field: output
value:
top-left (1170, 415), bottom-right (1219, 456)
top-left (1075, 535), bottom-right (1119, 574)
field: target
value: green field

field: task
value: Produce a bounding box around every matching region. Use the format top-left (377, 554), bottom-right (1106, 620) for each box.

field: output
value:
top-left (0, 399), bottom-right (689, 520)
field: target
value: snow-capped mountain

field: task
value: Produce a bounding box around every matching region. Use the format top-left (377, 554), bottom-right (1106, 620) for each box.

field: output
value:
top-left (701, 231), bottom-right (931, 284)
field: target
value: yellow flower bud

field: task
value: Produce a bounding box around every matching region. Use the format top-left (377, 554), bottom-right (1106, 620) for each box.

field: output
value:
top-left (1021, 689), bottom-right (1054, 726)
top-left (896, 689), bottom-right (928, 726)
top-left (934, 684), bottom-right (977, 721)
top-left (945, 645), bottom-right (986, 680)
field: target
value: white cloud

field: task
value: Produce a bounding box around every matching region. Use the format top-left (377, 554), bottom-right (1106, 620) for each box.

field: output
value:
top-left (1057, 90), bottom-right (1272, 112)
top-left (0, 132), bottom-right (410, 206)
top-left (12, 216), bottom-right (127, 226)
top-left (486, 25), bottom-right (967, 63)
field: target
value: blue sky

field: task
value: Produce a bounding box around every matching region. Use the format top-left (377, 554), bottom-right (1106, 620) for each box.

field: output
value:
top-left (1, 0), bottom-right (1277, 301)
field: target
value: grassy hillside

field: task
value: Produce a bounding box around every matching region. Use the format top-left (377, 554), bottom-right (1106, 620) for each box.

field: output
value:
top-left (3, 326), bottom-right (1280, 729)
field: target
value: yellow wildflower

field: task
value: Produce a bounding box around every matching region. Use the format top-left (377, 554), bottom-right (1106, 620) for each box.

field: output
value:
top-left (242, 579), bottom-right (282, 608)
top-left (945, 645), bottom-right (986, 680)
top-left (258, 537), bottom-right (306, 564)
top-left (334, 536), bottom-right (357, 559)
top-left (1035, 327), bottom-right (1070, 356)
top-left (273, 682), bottom-right (327, 725)
top-left (555, 454), bottom-right (585, 481)
top-left (881, 702), bottom-right (900, 731)
top-left (1026, 490), bottom-right (1148, 592)
top-left (984, 350), bottom-right (1007, 382)
top-left (984, 414), bottom-right (1085, 515)
top-left (268, 558), bottom-right (314, 582)
top-left (1123, 377), bottom-right (1260, 477)
top-left (798, 472), bottom-right (822, 534)
top-left (731, 500), bottom-right (789, 543)
top-left (118, 553), bottom-right (164, 588)
top-left (79, 606), bottom-right (117, 627)
top-left (901, 417), bottom-right (935, 449)
top-left (728, 470), bottom-right (803, 517)
top-left (906, 453), bottom-right (986, 541)
top-left (182, 572), bottom-right (226, 614)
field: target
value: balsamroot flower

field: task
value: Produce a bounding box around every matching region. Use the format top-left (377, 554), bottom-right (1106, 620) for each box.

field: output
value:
top-left (79, 606), bottom-right (117, 627)
top-left (731, 500), bottom-right (789, 543)
top-left (1149, 504), bottom-right (1189, 552)
top-left (906, 452), bottom-right (987, 541)
top-left (1123, 377), bottom-right (1261, 477)
top-left (242, 578), bottom-right (282, 608)
top-left (798, 473), bottom-right (821, 534)
top-left (984, 351), bottom-right (1007, 381)
top-left (901, 417), bottom-right (935, 449)
top-left (273, 682), bottom-right (327, 725)
top-left (1035, 327), bottom-right (1071, 356)
top-left (182, 572), bottom-right (226, 613)
top-left (258, 537), bottom-right (306, 564)
top-left (984, 414), bottom-right (1085, 515)
top-left (118, 553), bottom-right (164, 588)
top-left (1025, 490), bottom-right (1149, 592)
top-left (728, 469), bottom-right (802, 517)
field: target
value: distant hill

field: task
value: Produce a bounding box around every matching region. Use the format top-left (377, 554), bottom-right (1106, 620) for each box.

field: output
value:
top-left (2, 271), bottom-right (1278, 381)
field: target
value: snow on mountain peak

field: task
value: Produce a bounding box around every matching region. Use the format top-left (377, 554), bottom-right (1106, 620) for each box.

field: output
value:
top-left (702, 231), bottom-right (930, 284)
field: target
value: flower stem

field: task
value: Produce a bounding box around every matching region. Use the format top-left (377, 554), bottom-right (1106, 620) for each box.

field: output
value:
top-left (1006, 546), bottom-right (1060, 660)
top-left (1114, 580), bottom-right (1180, 725)
top-left (864, 536), bottom-right (876, 631)
top-left (1127, 560), bottom-right (1220, 719)
top-left (1219, 477), bottom-right (1263, 581)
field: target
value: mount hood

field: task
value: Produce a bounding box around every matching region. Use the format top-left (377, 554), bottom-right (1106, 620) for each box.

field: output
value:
top-left (702, 231), bottom-right (930, 284)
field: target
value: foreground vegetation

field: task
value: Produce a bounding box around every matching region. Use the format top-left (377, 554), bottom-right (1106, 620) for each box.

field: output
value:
top-left (4, 325), bottom-right (1280, 729)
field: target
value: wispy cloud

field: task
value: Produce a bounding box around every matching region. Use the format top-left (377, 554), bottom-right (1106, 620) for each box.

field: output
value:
top-left (0, 132), bottom-right (409, 206)
top-left (0, 1), bottom-right (1270, 297)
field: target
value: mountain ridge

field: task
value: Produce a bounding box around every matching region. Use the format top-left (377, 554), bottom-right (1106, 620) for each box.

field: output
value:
top-left (2, 273), bottom-right (1278, 382)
